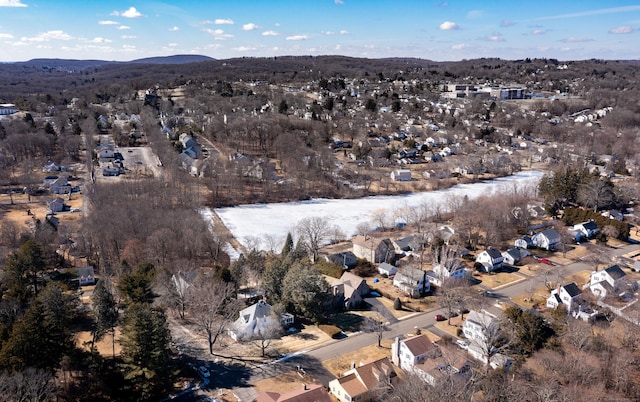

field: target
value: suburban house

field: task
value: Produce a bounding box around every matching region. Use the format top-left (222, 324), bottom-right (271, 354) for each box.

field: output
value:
top-left (573, 221), bottom-right (600, 239)
top-left (352, 235), bottom-right (394, 263)
top-left (589, 264), bottom-right (628, 299)
top-left (47, 197), bottom-right (67, 214)
top-left (392, 235), bottom-right (419, 255)
top-left (462, 310), bottom-right (497, 347)
top-left (323, 251), bottom-right (358, 269)
top-left (254, 383), bottom-right (332, 402)
top-left (393, 266), bottom-right (430, 297)
top-left (501, 247), bottom-right (529, 266)
top-left (390, 334), bottom-right (439, 371)
top-left (77, 266), bottom-right (95, 286)
top-left (546, 282), bottom-right (583, 313)
top-left (331, 272), bottom-right (370, 310)
top-left (475, 248), bottom-right (504, 272)
top-left (532, 229), bottom-right (561, 250)
top-left (229, 300), bottom-right (294, 341)
top-left (390, 169), bottom-right (412, 181)
top-left (377, 262), bottom-right (398, 277)
top-left (329, 358), bottom-right (398, 402)
top-left (514, 235), bottom-right (534, 249)
top-left (601, 209), bottom-right (624, 221)
top-left (412, 346), bottom-right (472, 386)
top-left (427, 260), bottom-right (467, 287)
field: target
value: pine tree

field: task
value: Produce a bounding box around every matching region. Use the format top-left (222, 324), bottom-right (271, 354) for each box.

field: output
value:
top-left (281, 232), bottom-right (294, 257)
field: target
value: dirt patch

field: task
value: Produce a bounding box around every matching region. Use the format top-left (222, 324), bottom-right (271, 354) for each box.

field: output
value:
top-left (75, 328), bottom-right (122, 357)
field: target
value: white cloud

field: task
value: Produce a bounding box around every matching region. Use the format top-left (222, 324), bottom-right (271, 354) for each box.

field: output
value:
top-left (501, 19), bottom-right (515, 27)
top-left (122, 44), bottom-right (137, 51)
top-left (531, 29), bottom-right (545, 35)
top-left (439, 21), bottom-right (459, 30)
top-left (117, 25), bottom-right (131, 30)
top-left (262, 30), bottom-right (280, 36)
top-left (121, 35), bottom-right (136, 39)
top-left (561, 36), bottom-right (592, 43)
top-left (340, 30), bottom-right (349, 35)
top-left (609, 25), bottom-right (633, 34)
top-left (22, 30), bottom-right (72, 42)
top-left (0, 33), bottom-right (14, 39)
top-left (243, 23), bottom-right (260, 31)
top-left (452, 43), bottom-right (469, 50)
top-left (99, 20), bottom-right (119, 25)
top-left (215, 18), bottom-right (234, 25)
top-left (167, 43), bottom-right (178, 47)
top-left (486, 32), bottom-right (504, 42)
top-left (87, 37), bottom-right (112, 44)
top-left (204, 28), bottom-right (234, 40)
top-left (321, 31), bottom-right (336, 35)
top-left (335, 0), bottom-right (344, 4)
top-left (112, 6), bottom-right (142, 18)
top-left (169, 26), bottom-right (180, 31)
top-left (233, 46), bottom-right (257, 52)
top-left (0, 0), bottom-right (27, 7)
top-left (286, 35), bottom-right (309, 41)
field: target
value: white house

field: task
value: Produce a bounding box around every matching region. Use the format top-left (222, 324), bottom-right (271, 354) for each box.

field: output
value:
top-left (475, 248), bottom-right (504, 272)
top-left (532, 229), bottom-right (561, 250)
top-left (501, 247), bottom-right (529, 266)
top-left (573, 221), bottom-right (600, 239)
top-left (514, 236), bottom-right (534, 249)
top-left (462, 310), bottom-right (497, 347)
top-left (546, 282), bottom-right (583, 313)
top-left (427, 260), bottom-right (467, 287)
top-left (77, 266), bottom-right (95, 286)
top-left (393, 266), bottom-right (430, 297)
top-left (229, 300), bottom-right (294, 341)
top-left (391, 169), bottom-right (412, 181)
top-left (391, 334), bottom-right (439, 372)
top-left (378, 262), bottom-right (398, 277)
top-left (589, 264), bottom-right (628, 299)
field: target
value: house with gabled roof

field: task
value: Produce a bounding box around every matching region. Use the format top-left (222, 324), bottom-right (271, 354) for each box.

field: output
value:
top-left (412, 345), bottom-right (472, 386)
top-left (229, 300), bottom-right (294, 341)
top-left (254, 383), bottom-right (331, 402)
top-left (391, 334), bottom-right (439, 371)
top-left (393, 266), bottom-right (429, 297)
top-left (352, 235), bottom-right (394, 263)
top-left (514, 235), bottom-right (534, 249)
top-left (589, 264), bottom-right (628, 299)
top-left (573, 221), bottom-right (600, 239)
top-left (475, 248), bottom-right (503, 272)
top-left (329, 357), bottom-right (398, 402)
top-left (532, 229), bottom-right (561, 250)
top-left (546, 282), bottom-right (583, 313)
top-left (331, 272), bottom-right (370, 310)
top-left (502, 247), bottom-right (529, 266)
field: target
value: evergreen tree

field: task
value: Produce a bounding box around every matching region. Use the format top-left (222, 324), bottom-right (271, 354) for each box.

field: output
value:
top-left (281, 263), bottom-right (330, 324)
top-left (281, 232), bottom-right (294, 257)
top-left (0, 284), bottom-right (76, 371)
top-left (3, 240), bottom-right (46, 304)
top-left (91, 280), bottom-right (119, 357)
top-left (119, 303), bottom-right (172, 400)
top-left (119, 263), bottom-right (155, 305)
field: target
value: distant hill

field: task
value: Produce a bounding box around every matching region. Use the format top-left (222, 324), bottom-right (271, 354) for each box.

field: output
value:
top-left (129, 55), bottom-right (215, 64)
top-left (16, 55), bottom-right (214, 71)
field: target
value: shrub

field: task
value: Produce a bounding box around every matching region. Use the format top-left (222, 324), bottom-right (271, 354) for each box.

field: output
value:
top-left (393, 297), bottom-right (403, 310)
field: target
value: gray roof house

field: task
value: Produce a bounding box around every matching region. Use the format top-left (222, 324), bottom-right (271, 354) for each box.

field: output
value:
top-left (476, 248), bottom-right (504, 272)
top-left (532, 229), bottom-right (561, 250)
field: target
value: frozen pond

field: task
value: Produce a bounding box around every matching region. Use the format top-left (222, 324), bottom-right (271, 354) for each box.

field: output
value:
top-left (209, 170), bottom-right (544, 252)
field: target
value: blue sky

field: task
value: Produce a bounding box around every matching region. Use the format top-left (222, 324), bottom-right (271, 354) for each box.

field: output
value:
top-left (0, 0), bottom-right (638, 62)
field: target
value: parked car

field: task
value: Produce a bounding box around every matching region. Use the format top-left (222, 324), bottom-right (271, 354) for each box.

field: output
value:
top-left (198, 366), bottom-right (210, 378)
top-left (435, 314), bottom-right (446, 321)
top-left (456, 339), bottom-right (469, 350)
top-left (458, 308), bottom-right (470, 315)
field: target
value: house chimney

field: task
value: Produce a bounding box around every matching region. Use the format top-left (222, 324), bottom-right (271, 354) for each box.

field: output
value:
top-left (351, 361), bottom-right (356, 369)
top-left (303, 383), bottom-right (307, 391)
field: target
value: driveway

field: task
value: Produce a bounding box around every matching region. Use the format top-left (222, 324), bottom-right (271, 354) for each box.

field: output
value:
top-left (365, 296), bottom-right (399, 324)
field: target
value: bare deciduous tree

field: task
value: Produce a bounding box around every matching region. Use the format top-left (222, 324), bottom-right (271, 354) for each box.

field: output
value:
top-left (186, 276), bottom-right (241, 355)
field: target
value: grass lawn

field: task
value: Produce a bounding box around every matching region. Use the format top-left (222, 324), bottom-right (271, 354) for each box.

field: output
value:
top-left (472, 270), bottom-right (526, 289)
top-left (322, 340), bottom-right (394, 377)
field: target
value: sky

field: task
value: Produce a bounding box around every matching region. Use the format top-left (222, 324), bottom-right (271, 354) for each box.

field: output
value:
top-left (212, 171), bottom-right (543, 254)
top-left (0, 0), bottom-right (638, 62)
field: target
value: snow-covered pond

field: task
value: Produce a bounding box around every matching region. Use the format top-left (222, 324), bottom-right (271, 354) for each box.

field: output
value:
top-left (208, 170), bottom-right (544, 253)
